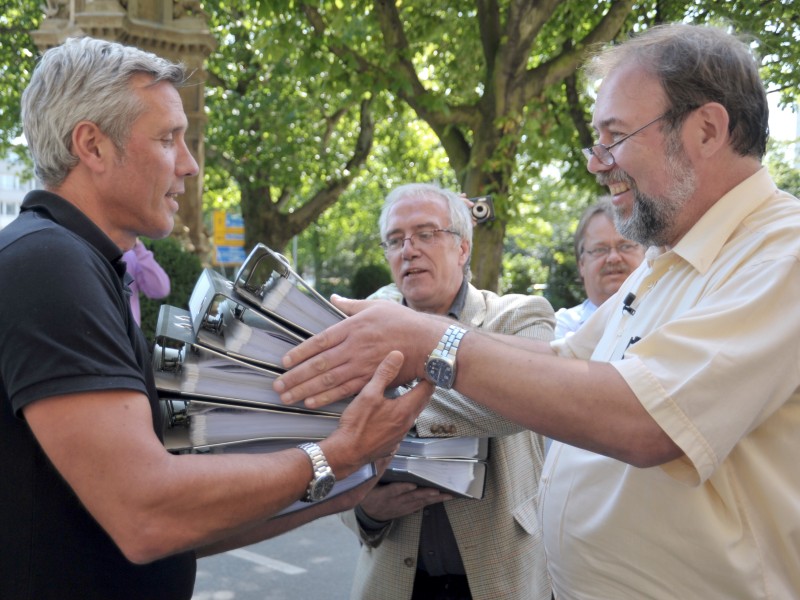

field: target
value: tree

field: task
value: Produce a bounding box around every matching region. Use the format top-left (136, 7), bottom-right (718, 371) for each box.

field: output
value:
top-left (3, 0), bottom-right (799, 294)
top-left (201, 1), bottom-right (379, 253)
top-left (269, 0), bottom-right (632, 290)
top-left (0, 0), bottom-right (41, 167)
top-left (254, 0), bottom-right (800, 289)
top-left (201, 1), bottom-right (457, 284)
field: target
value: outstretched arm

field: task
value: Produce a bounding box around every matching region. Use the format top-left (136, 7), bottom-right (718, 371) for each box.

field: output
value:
top-left (274, 296), bottom-right (680, 468)
top-left (24, 351), bottom-right (431, 564)
top-left (197, 456), bottom-right (396, 556)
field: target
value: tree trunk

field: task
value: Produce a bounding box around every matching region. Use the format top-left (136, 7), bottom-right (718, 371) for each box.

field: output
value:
top-left (471, 220), bottom-right (506, 292)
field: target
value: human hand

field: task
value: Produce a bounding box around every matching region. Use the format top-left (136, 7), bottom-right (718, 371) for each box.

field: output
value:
top-left (456, 193), bottom-right (483, 227)
top-left (274, 296), bottom-right (449, 409)
top-left (359, 482), bottom-right (453, 522)
top-left (320, 350), bottom-right (434, 478)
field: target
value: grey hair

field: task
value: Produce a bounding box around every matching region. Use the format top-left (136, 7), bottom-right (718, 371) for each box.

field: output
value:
top-left (379, 182), bottom-right (473, 280)
top-left (584, 23), bottom-right (768, 159)
top-left (22, 36), bottom-right (188, 188)
top-left (574, 196), bottom-right (614, 262)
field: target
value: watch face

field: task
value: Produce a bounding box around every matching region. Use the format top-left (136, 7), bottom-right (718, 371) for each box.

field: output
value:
top-left (425, 358), bottom-right (454, 387)
top-left (310, 473), bottom-right (336, 501)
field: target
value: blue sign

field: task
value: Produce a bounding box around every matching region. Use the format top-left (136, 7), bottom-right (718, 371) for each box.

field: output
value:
top-left (215, 245), bottom-right (247, 265)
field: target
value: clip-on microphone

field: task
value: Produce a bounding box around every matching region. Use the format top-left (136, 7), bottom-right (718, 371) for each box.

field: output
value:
top-left (622, 292), bottom-right (636, 315)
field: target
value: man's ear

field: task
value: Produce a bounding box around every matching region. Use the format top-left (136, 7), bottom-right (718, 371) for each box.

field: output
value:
top-left (71, 120), bottom-right (112, 173)
top-left (459, 239), bottom-right (471, 266)
top-left (690, 102), bottom-right (730, 158)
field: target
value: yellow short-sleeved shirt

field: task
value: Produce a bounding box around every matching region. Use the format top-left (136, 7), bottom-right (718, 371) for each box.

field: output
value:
top-left (544, 168), bottom-right (800, 599)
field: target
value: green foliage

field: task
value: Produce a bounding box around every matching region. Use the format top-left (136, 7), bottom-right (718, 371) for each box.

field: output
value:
top-left (0, 0), bottom-right (41, 168)
top-left (3, 0), bottom-right (800, 301)
top-left (138, 237), bottom-right (204, 342)
top-left (766, 138), bottom-right (800, 198)
top-left (350, 263), bottom-right (393, 299)
top-left (499, 171), bottom-right (596, 309)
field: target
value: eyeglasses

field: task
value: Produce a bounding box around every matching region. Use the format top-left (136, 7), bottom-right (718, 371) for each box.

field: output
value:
top-left (582, 242), bottom-right (641, 259)
top-left (380, 228), bottom-right (460, 253)
top-left (581, 114), bottom-right (666, 166)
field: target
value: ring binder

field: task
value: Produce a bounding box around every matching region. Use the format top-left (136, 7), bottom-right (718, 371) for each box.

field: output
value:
top-left (153, 244), bottom-right (489, 503)
top-left (233, 244), bottom-right (346, 337)
top-left (154, 304), bottom-right (350, 415)
top-left (188, 268), bottom-right (306, 372)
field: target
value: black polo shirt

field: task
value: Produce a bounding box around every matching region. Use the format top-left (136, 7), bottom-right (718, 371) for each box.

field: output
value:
top-left (0, 190), bottom-right (195, 599)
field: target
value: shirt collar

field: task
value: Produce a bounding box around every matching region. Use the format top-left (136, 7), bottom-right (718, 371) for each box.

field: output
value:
top-left (401, 278), bottom-right (468, 320)
top-left (648, 167), bottom-right (776, 274)
top-left (21, 190), bottom-right (126, 277)
top-left (446, 279), bottom-right (469, 320)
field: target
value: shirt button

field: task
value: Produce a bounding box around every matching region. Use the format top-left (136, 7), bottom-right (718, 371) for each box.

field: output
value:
top-left (404, 558), bottom-right (414, 568)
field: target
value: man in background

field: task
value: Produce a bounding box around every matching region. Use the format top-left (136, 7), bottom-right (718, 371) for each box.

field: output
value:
top-left (555, 197), bottom-right (644, 338)
top-left (341, 183), bottom-right (553, 600)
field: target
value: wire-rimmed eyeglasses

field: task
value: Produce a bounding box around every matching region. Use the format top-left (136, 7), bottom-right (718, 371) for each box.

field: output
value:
top-left (581, 114), bottom-right (666, 166)
top-left (380, 228), bottom-right (460, 253)
top-left (582, 242), bottom-right (641, 260)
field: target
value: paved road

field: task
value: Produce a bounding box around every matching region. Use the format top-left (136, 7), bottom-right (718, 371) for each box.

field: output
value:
top-left (191, 514), bottom-right (361, 600)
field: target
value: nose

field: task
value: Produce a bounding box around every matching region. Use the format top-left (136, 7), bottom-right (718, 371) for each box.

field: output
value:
top-left (179, 139), bottom-right (200, 178)
top-left (401, 237), bottom-right (420, 259)
top-left (587, 153), bottom-right (612, 175)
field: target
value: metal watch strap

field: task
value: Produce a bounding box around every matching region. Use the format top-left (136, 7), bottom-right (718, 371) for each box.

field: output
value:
top-left (297, 442), bottom-right (333, 502)
top-left (432, 323), bottom-right (466, 361)
top-left (423, 323), bottom-right (467, 389)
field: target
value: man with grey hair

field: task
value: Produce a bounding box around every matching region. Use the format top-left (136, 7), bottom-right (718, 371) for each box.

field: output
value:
top-left (342, 183), bottom-right (554, 600)
top-left (0, 37), bottom-right (429, 599)
top-left (276, 24), bottom-right (800, 598)
top-left (555, 197), bottom-right (644, 338)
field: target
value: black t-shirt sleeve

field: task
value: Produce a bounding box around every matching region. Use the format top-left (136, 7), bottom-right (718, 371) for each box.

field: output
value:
top-left (0, 227), bottom-right (147, 415)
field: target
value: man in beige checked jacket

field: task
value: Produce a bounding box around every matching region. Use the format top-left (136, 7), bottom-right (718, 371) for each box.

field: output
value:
top-left (340, 183), bottom-right (553, 600)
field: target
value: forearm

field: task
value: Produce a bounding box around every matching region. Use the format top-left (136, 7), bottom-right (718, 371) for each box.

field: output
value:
top-left (275, 299), bottom-right (679, 466)
top-left (25, 350), bottom-right (425, 565)
top-left (481, 329), bottom-right (555, 353)
top-left (25, 397), bottom-right (389, 565)
top-left (195, 478), bottom-right (376, 558)
top-left (451, 328), bottom-right (681, 466)
top-left (104, 445), bottom-right (317, 563)
top-left (119, 425), bottom-right (392, 563)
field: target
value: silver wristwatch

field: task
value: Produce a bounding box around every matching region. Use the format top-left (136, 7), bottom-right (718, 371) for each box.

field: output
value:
top-left (297, 442), bottom-right (336, 502)
top-left (423, 323), bottom-right (467, 389)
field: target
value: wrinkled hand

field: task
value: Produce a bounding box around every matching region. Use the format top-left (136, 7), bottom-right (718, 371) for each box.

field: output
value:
top-left (274, 296), bottom-right (449, 409)
top-left (360, 482), bottom-right (453, 522)
top-left (322, 350), bottom-right (433, 478)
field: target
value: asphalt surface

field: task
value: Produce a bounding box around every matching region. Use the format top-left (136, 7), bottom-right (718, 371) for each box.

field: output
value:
top-left (191, 514), bottom-right (361, 600)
